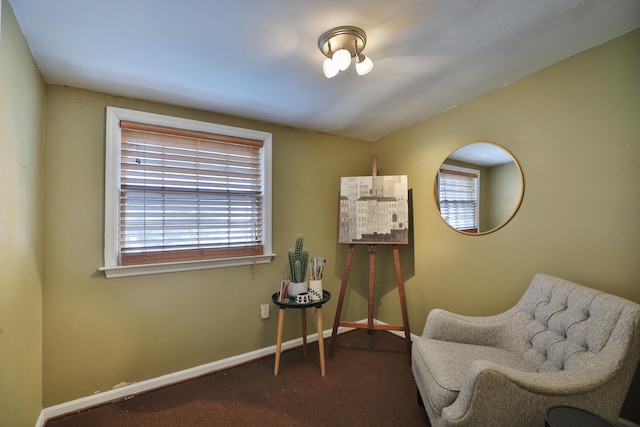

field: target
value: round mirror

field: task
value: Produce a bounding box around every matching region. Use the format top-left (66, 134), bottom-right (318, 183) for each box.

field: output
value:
top-left (435, 142), bottom-right (524, 235)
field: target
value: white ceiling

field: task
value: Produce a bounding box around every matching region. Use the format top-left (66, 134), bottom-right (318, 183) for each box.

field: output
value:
top-left (448, 143), bottom-right (514, 167)
top-left (8, 0), bottom-right (640, 142)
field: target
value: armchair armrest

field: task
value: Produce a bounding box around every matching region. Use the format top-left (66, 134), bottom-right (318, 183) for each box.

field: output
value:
top-left (443, 360), bottom-right (617, 425)
top-left (423, 308), bottom-right (517, 347)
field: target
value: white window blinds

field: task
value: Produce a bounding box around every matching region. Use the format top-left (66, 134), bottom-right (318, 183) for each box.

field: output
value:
top-left (438, 167), bottom-right (479, 233)
top-left (119, 121), bottom-right (264, 266)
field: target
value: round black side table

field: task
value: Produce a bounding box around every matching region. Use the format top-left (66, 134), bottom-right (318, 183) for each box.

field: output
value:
top-left (271, 290), bottom-right (331, 377)
top-left (545, 406), bottom-right (616, 427)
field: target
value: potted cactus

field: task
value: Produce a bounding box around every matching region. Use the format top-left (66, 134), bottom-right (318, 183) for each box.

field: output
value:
top-left (287, 234), bottom-right (309, 297)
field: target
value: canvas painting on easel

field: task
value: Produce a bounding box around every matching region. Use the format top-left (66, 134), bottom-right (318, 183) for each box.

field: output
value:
top-left (339, 175), bottom-right (409, 244)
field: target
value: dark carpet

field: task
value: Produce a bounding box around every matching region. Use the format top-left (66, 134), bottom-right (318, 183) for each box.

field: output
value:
top-left (46, 330), bottom-right (430, 426)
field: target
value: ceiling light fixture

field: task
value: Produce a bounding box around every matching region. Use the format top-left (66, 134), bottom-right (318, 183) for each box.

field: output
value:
top-left (318, 26), bottom-right (374, 79)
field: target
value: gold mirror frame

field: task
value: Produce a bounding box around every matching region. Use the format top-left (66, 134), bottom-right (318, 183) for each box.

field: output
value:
top-left (435, 142), bottom-right (524, 235)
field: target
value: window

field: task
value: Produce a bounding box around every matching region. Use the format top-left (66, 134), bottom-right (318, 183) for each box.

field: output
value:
top-left (437, 165), bottom-right (479, 233)
top-left (101, 107), bottom-right (273, 278)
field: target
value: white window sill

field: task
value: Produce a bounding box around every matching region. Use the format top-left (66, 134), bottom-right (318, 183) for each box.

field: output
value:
top-left (99, 253), bottom-right (276, 279)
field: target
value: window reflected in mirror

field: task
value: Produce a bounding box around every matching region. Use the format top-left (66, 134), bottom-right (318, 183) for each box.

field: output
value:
top-left (435, 142), bottom-right (524, 235)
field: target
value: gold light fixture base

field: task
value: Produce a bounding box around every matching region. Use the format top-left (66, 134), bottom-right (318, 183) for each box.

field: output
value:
top-left (317, 26), bottom-right (367, 59)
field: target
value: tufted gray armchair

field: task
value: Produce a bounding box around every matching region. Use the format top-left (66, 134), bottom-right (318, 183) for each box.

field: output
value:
top-left (411, 273), bottom-right (640, 427)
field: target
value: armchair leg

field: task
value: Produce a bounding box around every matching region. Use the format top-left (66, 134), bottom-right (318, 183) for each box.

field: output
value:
top-left (417, 387), bottom-right (424, 407)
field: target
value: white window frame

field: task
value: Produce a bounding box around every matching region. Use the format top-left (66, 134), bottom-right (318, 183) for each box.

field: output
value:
top-left (100, 107), bottom-right (274, 278)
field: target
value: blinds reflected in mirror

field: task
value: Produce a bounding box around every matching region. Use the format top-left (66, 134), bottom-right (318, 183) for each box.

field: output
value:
top-left (437, 166), bottom-right (479, 234)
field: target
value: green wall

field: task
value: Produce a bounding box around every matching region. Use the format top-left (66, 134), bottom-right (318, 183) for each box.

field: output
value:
top-left (41, 87), bottom-right (372, 405)
top-left (372, 29), bottom-right (640, 332)
top-left (0, 0), bottom-right (45, 425)
top-left (485, 161), bottom-right (521, 230)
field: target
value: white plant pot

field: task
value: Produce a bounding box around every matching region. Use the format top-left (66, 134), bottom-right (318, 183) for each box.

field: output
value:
top-left (288, 281), bottom-right (308, 297)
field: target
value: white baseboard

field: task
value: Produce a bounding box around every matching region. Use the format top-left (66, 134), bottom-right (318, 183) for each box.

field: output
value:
top-left (40, 322), bottom-right (370, 423)
top-left (35, 410), bottom-right (46, 427)
top-left (618, 418), bottom-right (640, 427)
top-left (39, 319), bottom-right (417, 425)
top-left (36, 324), bottom-right (638, 427)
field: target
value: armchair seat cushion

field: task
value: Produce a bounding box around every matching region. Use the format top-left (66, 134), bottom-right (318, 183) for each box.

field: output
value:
top-left (413, 338), bottom-right (536, 413)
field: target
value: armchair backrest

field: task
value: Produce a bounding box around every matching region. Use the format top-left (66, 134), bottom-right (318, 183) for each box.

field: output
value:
top-left (508, 273), bottom-right (640, 374)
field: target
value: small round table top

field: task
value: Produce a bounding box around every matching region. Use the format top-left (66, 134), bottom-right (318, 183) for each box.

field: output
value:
top-left (271, 290), bottom-right (331, 309)
top-left (545, 406), bottom-right (616, 427)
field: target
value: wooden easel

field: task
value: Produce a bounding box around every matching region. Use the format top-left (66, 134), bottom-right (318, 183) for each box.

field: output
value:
top-left (329, 156), bottom-right (411, 362)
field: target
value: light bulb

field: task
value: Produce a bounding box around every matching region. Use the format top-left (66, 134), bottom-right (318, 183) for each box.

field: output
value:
top-left (356, 55), bottom-right (374, 75)
top-left (332, 49), bottom-right (351, 71)
top-left (323, 58), bottom-right (339, 78)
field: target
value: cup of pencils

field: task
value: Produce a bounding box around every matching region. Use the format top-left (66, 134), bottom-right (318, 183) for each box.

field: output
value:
top-left (309, 257), bottom-right (326, 301)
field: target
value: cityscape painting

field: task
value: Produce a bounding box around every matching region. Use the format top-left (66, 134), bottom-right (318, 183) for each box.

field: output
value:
top-left (339, 175), bottom-right (409, 244)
